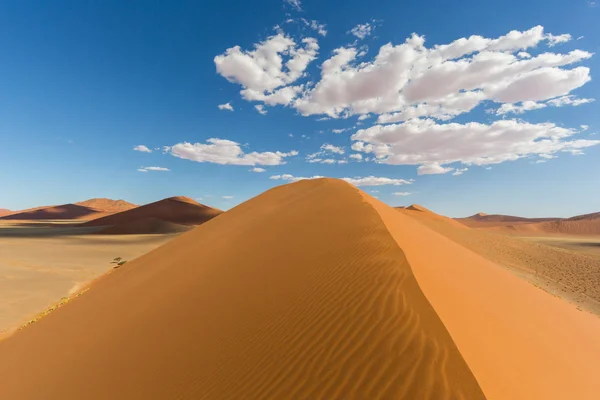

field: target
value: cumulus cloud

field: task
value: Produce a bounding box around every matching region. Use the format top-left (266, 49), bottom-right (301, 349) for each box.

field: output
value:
top-left (215, 31), bottom-right (318, 109)
top-left (349, 153), bottom-right (363, 160)
top-left (350, 23), bottom-right (374, 39)
top-left (255, 105), bottom-right (268, 115)
top-left (320, 143), bottom-right (344, 154)
top-left (218, 102), bottom-right (234, 111)
top-left (138, 166), bottom-right (170, 172)
top-left (417, 163), bottom-right (454, 175)
top-left (301, 19), bottom-right (327, 36)
top-left (289, 26), bottom-right (591, 119)
top-left (495, 95), bottom-right (595, 115)
top-left (270, 174), bottom-right (412, 186)
top-left (250, 167), bottom-right (266, 172)
top-left (452, 167), bottom-right (469, 176)
top-left (352, 119), bottom-right (599, 171)
top-left (284, 0), bottom-right (302, 11)
top-left (134, 145), bottom-right (152, 153)
top-left (166, 138), bottom-right (298, 166)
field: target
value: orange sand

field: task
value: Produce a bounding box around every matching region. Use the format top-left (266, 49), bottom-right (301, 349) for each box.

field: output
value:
top-left (0, 198), bottom-right (137, 221)
top-left (83, 196), bottom-right (221, 228)
top-left (0, 179), bottom-right (484, 399)
top-left (1, 179), bottom-right (600, 399)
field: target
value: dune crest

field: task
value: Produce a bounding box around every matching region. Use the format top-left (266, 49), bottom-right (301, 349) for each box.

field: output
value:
top-left (82, 196), bottom-right (221, 228)
top-left (0, 178), bottom-right (484, 399)
top-left (0, 198), bottom-right (137, 221)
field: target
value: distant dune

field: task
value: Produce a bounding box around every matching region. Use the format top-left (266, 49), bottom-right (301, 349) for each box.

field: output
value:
top-left (2, 179), bottom-right (600, 399)
top-left (0, 198), bottom-right (137, 221)
top-left (494, 213), bottom-right (600, 236)
top-left (0, 209), bottom-right (12, 217)
top-left (457, 212), bottom-right (559, 228)
top-left (82, 196), bottom-right (221, 228)
top-left (97, 217), bottom-right (192, 235)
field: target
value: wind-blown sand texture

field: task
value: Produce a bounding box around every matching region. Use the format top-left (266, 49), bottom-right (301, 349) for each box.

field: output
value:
top-left (83, 196), bottom-right (222, 228)
top-left (0, 198), bottom-right (137, 221)
top-left (0, 179), bottom-right (485, 399)
top-left (2, 179), bottom-right (600, 399)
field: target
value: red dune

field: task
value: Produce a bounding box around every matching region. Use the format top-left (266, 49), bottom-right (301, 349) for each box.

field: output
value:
top-left (457, 212), bottom-right (560, 228)
top-left (0, 208), bottom-right (12, 217)
top-left (83, 196), bottom-right (222, 227)
top-left (97, 217), bottom-right (192, 235)
top-left (2, 179), bottom-right (600, 399)
top-left (0, 199), bottom-right (137, 221)
top-left (494, 216), bottom-right (600, 236)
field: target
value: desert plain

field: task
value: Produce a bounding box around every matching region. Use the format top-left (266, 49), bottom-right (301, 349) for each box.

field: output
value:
top-left (0, 179), bottom-right (599, 399)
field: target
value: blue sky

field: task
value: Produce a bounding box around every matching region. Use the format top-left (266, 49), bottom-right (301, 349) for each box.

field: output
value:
top-left (0, 0), bottom-right (598, 217)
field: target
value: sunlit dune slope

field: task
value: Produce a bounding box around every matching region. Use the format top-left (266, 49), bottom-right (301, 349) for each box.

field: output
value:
top-left (0, 179), bottom-right (484, 400)
top-left (83, 196), bottom-right (222, 227)
top-left (390, 202), bottom-right (600, 399)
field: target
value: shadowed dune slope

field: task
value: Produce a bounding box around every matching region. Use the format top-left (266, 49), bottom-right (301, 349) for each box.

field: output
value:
top-left (83, 196), bottom-right (222, 227)
top-left (0, 179), bottom-right (485, 400)
top-left (97, 217), bottom-right (192, 235)
top-left (389, 203), bottom-right (600, 399)
top-left (0, 199), bottom-right (137, 221)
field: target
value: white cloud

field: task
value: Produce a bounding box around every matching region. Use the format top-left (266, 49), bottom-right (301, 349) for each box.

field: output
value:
top-left (417, 163), bottom-right (454, 175)
top-left (250, 167), bottom-right (266, 172)
top-left (352, 119), bottom-right (599, 171)
top-left (546, 33), bottom-right (572, 47)
top-left (138, 166), bottom-right (170, 172)
top-left (518, 52), bottom-right (532, 58)
top-left (255, 104), bottom-right (268, 115)
top-left (284, 0), bottom-right (302, 11)
top-left (321, 143), bottom-right (344, 154)
top-left (496, 101), bottom-right (547, 115)
top-left (218, 102), bottom-right (234, 111)
top-left (270, 174), bottom-right (412, 186)
top-left (495, 95), bottom-right (595, 115)
top-left (290, 26), bottom-right (592, 119)
top-left (350, 23), bottom-right (374, 40)
top-left (215, 31), bottom-right (319, 107)
top-left (301, 19), bottom-right (327, 36)
top-left (393, 192), bottom-right (412, 196)
top-left (546, 95), bottom-right (595, 107)
top-left (134, 145), bottom-right (152, 153)
top-left (167, 138), bottom-right (298, 166)
top-left (222, 195), bottom-right (234, 199)
top-left (349, 153), bottom-right (363, 160)
top-left (452, 167), bottom-right (468, 176)
top-left (332, 128), bottom-right (348, 134)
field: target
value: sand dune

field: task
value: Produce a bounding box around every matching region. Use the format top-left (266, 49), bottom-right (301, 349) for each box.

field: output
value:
top-left (83, 196), bottom-right (221, 228)
top-left (0, 198), bottom-right (137, 221)
top-left (97, 217), bottom-right (192, 235)
top-left (457, 212), bottom-right (559, 228)
top-left (0, 179), bottom-right (485, 399)
top-left (2, 179), bottom-right (600, 399)
top-left (374, 198), bottom-right (600, 399)
top-left (0, 209), bottom-right (11, 217)
top-left (494, 213), bottom-right (600, 236)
